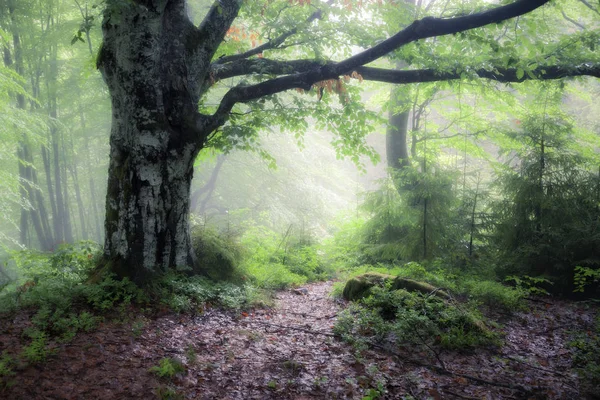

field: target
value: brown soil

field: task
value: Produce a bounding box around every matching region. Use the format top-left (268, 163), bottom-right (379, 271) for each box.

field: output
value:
top-left (1, 281), bottom-right (597, 399)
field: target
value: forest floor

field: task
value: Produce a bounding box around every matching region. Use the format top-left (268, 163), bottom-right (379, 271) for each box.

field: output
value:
top-left (1, 281), bottom-right (598, 399)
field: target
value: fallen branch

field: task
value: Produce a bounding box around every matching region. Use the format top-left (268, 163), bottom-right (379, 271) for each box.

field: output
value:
top-left (240, 319), bottom-right (337, 338)
top-left (504, 355), bottom-right (573, 380)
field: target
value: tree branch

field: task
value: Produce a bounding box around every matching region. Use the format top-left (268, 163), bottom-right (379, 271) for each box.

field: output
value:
top-left (194, 0), bottom-right (243, 62)
top-left (560, 10), bottom-right (585, 30)
top-left (355, 63), bottom-right (600, 84)
top-left (577, 0), bottom-right (600, 16)
top-left (207, 0), bottom-right (552, 128)
top-left (213, 0), bottom-right (332, 65)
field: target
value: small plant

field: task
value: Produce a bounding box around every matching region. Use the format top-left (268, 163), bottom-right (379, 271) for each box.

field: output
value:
top-left (267, 379), bottom-right (277, 390)
top-left (0, 352), bottom-right (15, 387)
top-left (505, 275), bottom-right (552, 296)
top-left (573, 266), bottom-right (600, 293)
top-left (22, 330), bottom-right (52, 363)
top-left (155, 385), bottom-right (184, 400)
top-left (131, 318), bottom-right (146, 338)
top-left (362, 387), bottom-right (384, 400)
top-left (149, 357), bottom-right (186, 379)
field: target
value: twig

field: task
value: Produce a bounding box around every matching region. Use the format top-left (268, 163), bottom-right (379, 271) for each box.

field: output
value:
top-left (504, 355), bottom-right (571, 379)
top-left (525, 296), bottom-right (553, 305)
top-left (240, 319), bottom-right (337, 337)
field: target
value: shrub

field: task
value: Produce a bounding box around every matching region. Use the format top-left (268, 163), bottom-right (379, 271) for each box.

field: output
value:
top-left (335, 286), bottom-right (498, 354)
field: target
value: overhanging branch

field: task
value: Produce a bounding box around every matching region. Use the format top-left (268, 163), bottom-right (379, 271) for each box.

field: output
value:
top-left (207, 0), bottom-right (553, 130)
top-left (211, 57), bottom-right (600, 84)
top-left (357, 63), bottom-right (600, 84)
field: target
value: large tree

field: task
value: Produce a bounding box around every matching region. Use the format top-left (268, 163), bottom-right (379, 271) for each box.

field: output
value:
top-left (96, 0), bottom-right (600, 283)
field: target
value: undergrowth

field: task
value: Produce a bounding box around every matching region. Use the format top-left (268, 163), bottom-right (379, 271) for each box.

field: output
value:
top-left (334, 285), bottom-right (500, 357)
top-left (332, 261), bottom-right (526, 313)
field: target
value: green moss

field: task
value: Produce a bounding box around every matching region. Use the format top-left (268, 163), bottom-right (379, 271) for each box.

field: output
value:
top-left (342, 272), bottom-right (393, 301)
top-left (190, 227), bottom-right (243, 282)
top-left (391, 277), bottom-right (449, 299)
top-left (342, 272), bottom-right (449, 301)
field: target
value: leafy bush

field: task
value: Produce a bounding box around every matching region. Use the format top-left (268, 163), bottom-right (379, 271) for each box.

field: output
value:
top-left (0, 352), bottom-right (15, 387)
top-left (150, 273), bottom-right (256, 312)
top-left (6, 241), bottom-right (100, 284)
top-left (573, 266), bottom-right (600, 294)
top-left (462, 279), bottom-right (525, 311)
top-left (22, 330), bottom-right (52, 363)
top-left (238, 225), bottom-right (328, 289)
top-left (335, 286), bottom-right (498, 354)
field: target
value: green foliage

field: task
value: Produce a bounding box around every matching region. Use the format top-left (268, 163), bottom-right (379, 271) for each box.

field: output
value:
top-left (0, 352), bottom-right (15, 387)
top-left (151, 273), bottom-right (252, 312)
top-left (573, 266), bottom-right (600, 294)
top-left (6, 241), bottom-right (101, 285)
top-left (239, 225), bottom-right (330, 289)
top-left (334, 261), bottom-right (525, 313)
top-left (570, 317), bottom-right (600, 397)
top-left (463, 279), bottom-right (526, 311)
top-left (22, 330), bottom-right (52, 363)
top-left (491, 112), bottom-right (600, 294)
top-left (360, 165), bottom-right (464, 263)
top-left (82, 275), bottom-right (147, 311)
top-left (155, 385), bottom-right (185, 400)
top-left (149, 357), bottom-right (186, 379)
top-left (505, 275), bottom-right (552, 296)
top-left (335, 286), bottom-right (498, 355)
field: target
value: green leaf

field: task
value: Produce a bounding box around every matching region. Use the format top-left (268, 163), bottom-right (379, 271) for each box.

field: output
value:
top-left (516, 68), bottom-right (524, 80)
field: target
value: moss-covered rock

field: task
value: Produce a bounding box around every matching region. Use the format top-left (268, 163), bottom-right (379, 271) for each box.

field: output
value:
top-left (190, 227), bottom-right (243, 282)
top-left (342, 272), bottom-right (394, 301)
top-left (391, 277), bottom-right (450, 299)
top-left (342, 272), bottom-right (450, 301)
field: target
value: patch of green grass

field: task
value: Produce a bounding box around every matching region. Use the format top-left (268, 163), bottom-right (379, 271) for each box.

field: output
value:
top-left (462, 279), bottom-right (526, 312)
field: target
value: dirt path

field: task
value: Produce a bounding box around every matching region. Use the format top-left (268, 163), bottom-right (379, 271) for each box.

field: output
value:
top-left (2, 281), bottom-right (597, 399)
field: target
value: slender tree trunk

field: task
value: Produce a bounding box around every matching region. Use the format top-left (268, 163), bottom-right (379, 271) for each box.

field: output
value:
top-left (386, 84), bottom-right (411, 170)
top-left (77, 92), bottom-right (103, 242)
top-left (191, 154), bottom-right (226, 213)
top-left (68, 134), bottom-right (88, 240)
top-left (468, 173), bottom-right (480, 257)
top-left (6, 1), bottom-right (53, 250)
top-left (78, 15), bottom-right (103, 243)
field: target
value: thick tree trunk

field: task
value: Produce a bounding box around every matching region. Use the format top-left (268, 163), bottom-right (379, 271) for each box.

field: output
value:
top-left (97, 0), bottom-right (208, 283)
